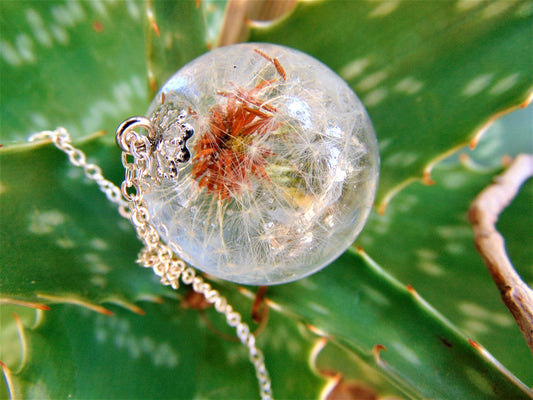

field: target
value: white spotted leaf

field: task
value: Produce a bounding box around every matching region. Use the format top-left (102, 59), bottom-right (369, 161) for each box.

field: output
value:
top-left (250, 0), bottom-right (533, 205)
top-left (354, 106), bottom-right (533, 385)
top-left (1, 0), bottom-right (533, 399)
top-left (2, 300), bottom-right (327, 399)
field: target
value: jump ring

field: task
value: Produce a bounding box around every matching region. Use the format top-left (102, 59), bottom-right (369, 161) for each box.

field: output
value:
top-left (116, 116), bottom-right (156, 153)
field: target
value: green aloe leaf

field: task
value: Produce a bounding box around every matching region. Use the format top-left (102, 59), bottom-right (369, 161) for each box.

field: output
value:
top-left (3, 101), bottom-right (530, 399)
top-left (0, 1), bottom-right (148, 144)
top-left (252, 248), bottom-right (531, 399)
top-left (249, 0), bottom-right (533, 205)
top-left (145, 0), bottom-right (208, 99)
top-left (2, 299), bottom-right (327, 399)
top-left (314, 339), bottom-right (408, 399)
top-left (0, 138), bottom-right (169, 312)
top-left (0, 0), bottom-right (211, 309)
top-left (356, 105), bottom-right (533, 384)
top-left (2, 0), bottom-right (533, 399)
top-left (213, 106), bottom-right (532, 398)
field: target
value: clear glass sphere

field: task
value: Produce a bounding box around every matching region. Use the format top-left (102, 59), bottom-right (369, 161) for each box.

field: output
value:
top-left (144, 43), bottom-right (379, 285)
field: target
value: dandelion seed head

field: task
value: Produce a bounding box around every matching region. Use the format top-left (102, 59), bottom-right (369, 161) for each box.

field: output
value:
top-left (144, 43), bottom-right (379, 285)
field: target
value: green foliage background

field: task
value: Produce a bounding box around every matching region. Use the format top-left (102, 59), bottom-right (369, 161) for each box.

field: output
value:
top-left (1, 1), bottom-right (532, 399)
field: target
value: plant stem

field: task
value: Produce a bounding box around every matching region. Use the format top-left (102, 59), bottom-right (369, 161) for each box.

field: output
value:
top-left (468, 154), bottom-right (533, 353)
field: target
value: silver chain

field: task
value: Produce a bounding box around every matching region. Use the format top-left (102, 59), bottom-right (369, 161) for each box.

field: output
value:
top-left (29, 126), bottom-right (273, 400)
top-left (29, 128), bottom-right (131, 218)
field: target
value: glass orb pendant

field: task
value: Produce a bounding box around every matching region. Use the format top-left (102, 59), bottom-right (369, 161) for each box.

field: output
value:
top-left (143, 43), bottom-right (379, 285)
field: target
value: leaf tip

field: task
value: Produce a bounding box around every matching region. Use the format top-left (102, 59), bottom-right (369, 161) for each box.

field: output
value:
top-left (468, 338), bottom-right (483, 351)
top-left (237, 286), bottom-right (255, 299)
top-left (307, 323), bottom-right (328, 337)
top-left (12, 312), bottom-right (21, 325)
top-left (132, 306), bottom-right (145, 316)
top-left (105, 298), bottom-right (145, 315)
top-left (309, 336), bottom-right (329, 370)
top-left (521, 91), bottom-right (533, 108)
top-left (422, 170), bottom-right (436, 185)
top-left (406, 284), bottom-right (419, 297)
top-left (469, 135), bottom-right (480, 150)
top-left (151, 21), bottom-right (160, 38)
top-left (374, 344), bottom-right (387, 352)
top-left (94, 129), bottom-right (107, 138)
top-left (36, 294), bottom-right (114, 316)
top-left (92, 21), bottom-right (104, 33)
top-left (0, 360), bottom-right (16, 400)
top-left (136, 294), bottom-right (165, 304)
top-left (151, 295), bottom-right (165, 304)
top-left (100, 308), bottom-right (115, 316)
top-left (146, 9), bottom-right (160, 37)
top-left (372, 344), bottom-right (388, 366)
top-left (264, 298), bottom-right (283, 313)
top-left (377, 177), bottom-right (418, 215)
top-left (0, 298), bottom-right (50, 311)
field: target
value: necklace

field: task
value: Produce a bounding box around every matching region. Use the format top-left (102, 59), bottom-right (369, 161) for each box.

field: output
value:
top-left (29, 43), bottom-right (379, 399)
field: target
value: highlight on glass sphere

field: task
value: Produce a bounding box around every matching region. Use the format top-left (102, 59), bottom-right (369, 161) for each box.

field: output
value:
top-left (144, 43), bottom-right (379, 285)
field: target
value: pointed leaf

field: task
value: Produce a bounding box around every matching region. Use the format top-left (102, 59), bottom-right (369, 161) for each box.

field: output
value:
top-left (0, 139), bottom-right (168, 310)
top-left (0, 1), bottom-right (147, 144)
top-left (145, 0), bottom-right (208, 98)
top-left (3, 299), bottom-right (327, 399)
top-left (259, 249), bottom-right (531, 399)
top-left (249, 0), bottom-right (533, 204)
top-left (356, 105), bottom-right (533, 384)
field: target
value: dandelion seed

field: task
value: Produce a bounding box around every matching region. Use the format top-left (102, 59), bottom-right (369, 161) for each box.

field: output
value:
top-left (144, 43), bottom-right (379, 285)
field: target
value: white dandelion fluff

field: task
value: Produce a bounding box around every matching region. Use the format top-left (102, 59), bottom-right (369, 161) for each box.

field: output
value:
top-left (143, 43), bottom-right (379, 285)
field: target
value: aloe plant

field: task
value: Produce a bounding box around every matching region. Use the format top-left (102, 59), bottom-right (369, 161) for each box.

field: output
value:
top-left (1, 1), bottom-right (532, 399)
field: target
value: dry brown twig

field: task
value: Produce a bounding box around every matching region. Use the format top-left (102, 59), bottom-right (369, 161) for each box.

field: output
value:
top-left (468, 154), bottom-right (533, 353)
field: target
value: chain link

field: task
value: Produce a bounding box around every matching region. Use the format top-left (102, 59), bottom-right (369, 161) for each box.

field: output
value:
top-left (29, 128), bottom-right (130, 218)
top-left (29, 126), bottom-right (273, 400)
